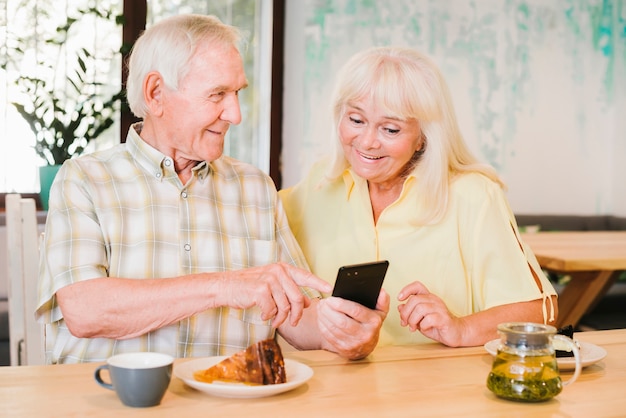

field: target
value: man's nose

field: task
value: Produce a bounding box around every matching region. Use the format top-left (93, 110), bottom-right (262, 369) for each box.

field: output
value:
top-left (220, 93), bottom-right (243, 125)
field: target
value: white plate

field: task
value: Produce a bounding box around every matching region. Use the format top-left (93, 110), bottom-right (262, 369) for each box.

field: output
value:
top-left (484, 339), bottom-right (607, 370)
top-left (175, 357), bottom-right (313, 398)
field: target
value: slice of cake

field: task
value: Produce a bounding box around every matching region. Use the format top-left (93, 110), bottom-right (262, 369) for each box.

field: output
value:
top-left (193, 339), bottom-right (286, 385)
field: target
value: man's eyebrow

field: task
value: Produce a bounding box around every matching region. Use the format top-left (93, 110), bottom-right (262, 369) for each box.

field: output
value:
top-left (210, 82), bottom-right (249, 93)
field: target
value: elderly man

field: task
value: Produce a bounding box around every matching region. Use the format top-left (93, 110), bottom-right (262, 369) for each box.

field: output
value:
top-left (36, 14), bottom-right (388, 364)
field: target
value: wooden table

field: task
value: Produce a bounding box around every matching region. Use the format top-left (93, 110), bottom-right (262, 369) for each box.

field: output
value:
top-left (522, 231), bottom-right (626, 328)
top-left (1, 329), bottom-right (625, 417)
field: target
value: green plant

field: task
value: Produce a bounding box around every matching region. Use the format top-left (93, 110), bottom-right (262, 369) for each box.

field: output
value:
top-left (7, 5), bottom-right (124, 166)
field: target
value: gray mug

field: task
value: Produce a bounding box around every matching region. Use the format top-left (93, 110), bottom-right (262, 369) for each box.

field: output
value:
top-left (94, 352), bottom-right (174, 407)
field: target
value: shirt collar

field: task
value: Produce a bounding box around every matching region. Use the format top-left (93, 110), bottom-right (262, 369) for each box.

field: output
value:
top-left (126, 122), bottom-right (210, 182)
top-left (341, 167), bottom-right (416, 200)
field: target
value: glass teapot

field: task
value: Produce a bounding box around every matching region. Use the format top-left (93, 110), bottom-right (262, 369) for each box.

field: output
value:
top-left (487, 322), bottom-right (582, 402)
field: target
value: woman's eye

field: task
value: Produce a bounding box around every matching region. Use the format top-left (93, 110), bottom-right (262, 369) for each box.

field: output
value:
top-left (385, 127), bottom-right (400, 134)
top-left (348, 116), bottom-right (364, 125)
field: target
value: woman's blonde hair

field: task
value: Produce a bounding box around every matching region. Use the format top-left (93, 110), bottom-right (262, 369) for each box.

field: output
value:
top-left (327, 46), bottom-right (504, 224)
top-left (126, 14), bottom-right (242, 118)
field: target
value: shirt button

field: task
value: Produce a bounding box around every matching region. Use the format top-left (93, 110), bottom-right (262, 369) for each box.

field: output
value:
top-left (184, 244), bottom-right (191, 251)
top-left (156, 172), bottom-right (162, 178)
top-left (164, 158), bottom-right (172, 167)
top-left (181, 191), bottom-right (188, 199)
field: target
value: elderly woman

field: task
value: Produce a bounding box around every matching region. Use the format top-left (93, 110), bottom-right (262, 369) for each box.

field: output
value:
top-left (279, 46), bottom-right (558, 347)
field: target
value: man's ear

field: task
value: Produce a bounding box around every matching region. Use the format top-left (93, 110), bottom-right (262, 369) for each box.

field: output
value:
top-left (144, 71), bottom-right (165, 116)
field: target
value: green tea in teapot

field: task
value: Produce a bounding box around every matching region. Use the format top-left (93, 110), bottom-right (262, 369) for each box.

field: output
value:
top-left (487, 350), bottom-right (562, 402)
top-left (486, 322), bottom-right (581, 402)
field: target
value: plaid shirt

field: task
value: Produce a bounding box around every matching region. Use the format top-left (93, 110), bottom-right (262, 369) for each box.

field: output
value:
top-left (36, 123), bottom-right (315, 364)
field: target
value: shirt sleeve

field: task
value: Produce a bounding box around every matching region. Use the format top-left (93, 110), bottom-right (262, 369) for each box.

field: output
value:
top-left (461, 177), bottom-right (557, 315)
top-left (36, 159), bottom-right (110, 323)
top-left (274, 196), bottom-right (321, 299)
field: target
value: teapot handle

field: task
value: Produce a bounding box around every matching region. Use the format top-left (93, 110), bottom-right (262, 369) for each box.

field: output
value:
top-left (553, 335), bottom-right (582, 386)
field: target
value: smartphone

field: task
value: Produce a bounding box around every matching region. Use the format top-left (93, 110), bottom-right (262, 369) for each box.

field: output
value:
top-left (331, 260), bottom-right (389, 309)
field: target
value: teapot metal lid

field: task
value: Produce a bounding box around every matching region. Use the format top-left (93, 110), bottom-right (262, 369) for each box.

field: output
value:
top-left (497, 322), bottom-right (557, 348)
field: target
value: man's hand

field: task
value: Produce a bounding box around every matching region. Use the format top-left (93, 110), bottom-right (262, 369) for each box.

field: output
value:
top-left (57, 263), bottom-right (331, 340)
top-left (218, 262), bottom-right (332, 328)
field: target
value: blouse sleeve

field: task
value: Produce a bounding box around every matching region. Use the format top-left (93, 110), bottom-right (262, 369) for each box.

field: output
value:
top-left (461, 177), bottom-right (557, 322)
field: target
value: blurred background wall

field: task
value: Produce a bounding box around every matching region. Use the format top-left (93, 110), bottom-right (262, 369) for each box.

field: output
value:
top-left (281, 0), bottom-right (626, 216)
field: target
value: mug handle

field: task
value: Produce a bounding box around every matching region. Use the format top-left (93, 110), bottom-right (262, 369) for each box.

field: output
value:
top-left (553, 335), bottom-right (582, 386)
top-left (94, 365), bottom-right (114, 390)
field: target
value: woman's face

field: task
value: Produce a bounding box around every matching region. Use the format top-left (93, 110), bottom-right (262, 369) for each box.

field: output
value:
top-left (339, 98), bottom-right (423, 188)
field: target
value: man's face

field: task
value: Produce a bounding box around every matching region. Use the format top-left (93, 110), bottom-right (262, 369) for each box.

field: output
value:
top-left (160, 41), bottom-right (248, 163)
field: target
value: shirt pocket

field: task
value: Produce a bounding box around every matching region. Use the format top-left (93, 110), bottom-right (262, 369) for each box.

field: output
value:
top-left (226, 238), bottom-right (277, 270)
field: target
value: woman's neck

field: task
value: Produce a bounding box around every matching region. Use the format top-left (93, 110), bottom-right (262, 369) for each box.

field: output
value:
top-left (368, 178), bottom-right (405, 224)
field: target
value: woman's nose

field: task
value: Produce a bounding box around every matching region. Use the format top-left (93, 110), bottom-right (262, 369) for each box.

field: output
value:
top-left (359, 126), bottom-right (381, 148)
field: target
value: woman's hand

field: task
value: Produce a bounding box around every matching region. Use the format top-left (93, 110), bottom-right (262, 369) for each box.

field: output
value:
top-left (397, 281), bottom-right (468, 347)
top-left (316, 290), bottom-right (390, 359)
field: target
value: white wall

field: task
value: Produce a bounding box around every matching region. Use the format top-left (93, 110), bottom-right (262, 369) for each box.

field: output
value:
top-left (281, 0), bottom-right (626, 216)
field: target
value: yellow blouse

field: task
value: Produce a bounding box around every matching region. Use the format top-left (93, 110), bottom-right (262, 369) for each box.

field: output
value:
top-left (279, 159), bottom-right (557, 346)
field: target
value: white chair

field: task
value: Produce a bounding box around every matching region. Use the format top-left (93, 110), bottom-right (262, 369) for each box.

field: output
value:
top-left (5, 193), bottom-right (45, 365)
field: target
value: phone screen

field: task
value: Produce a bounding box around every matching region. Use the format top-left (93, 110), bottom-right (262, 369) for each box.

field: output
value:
top-left (331, 260), bottom-right (389, 309)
